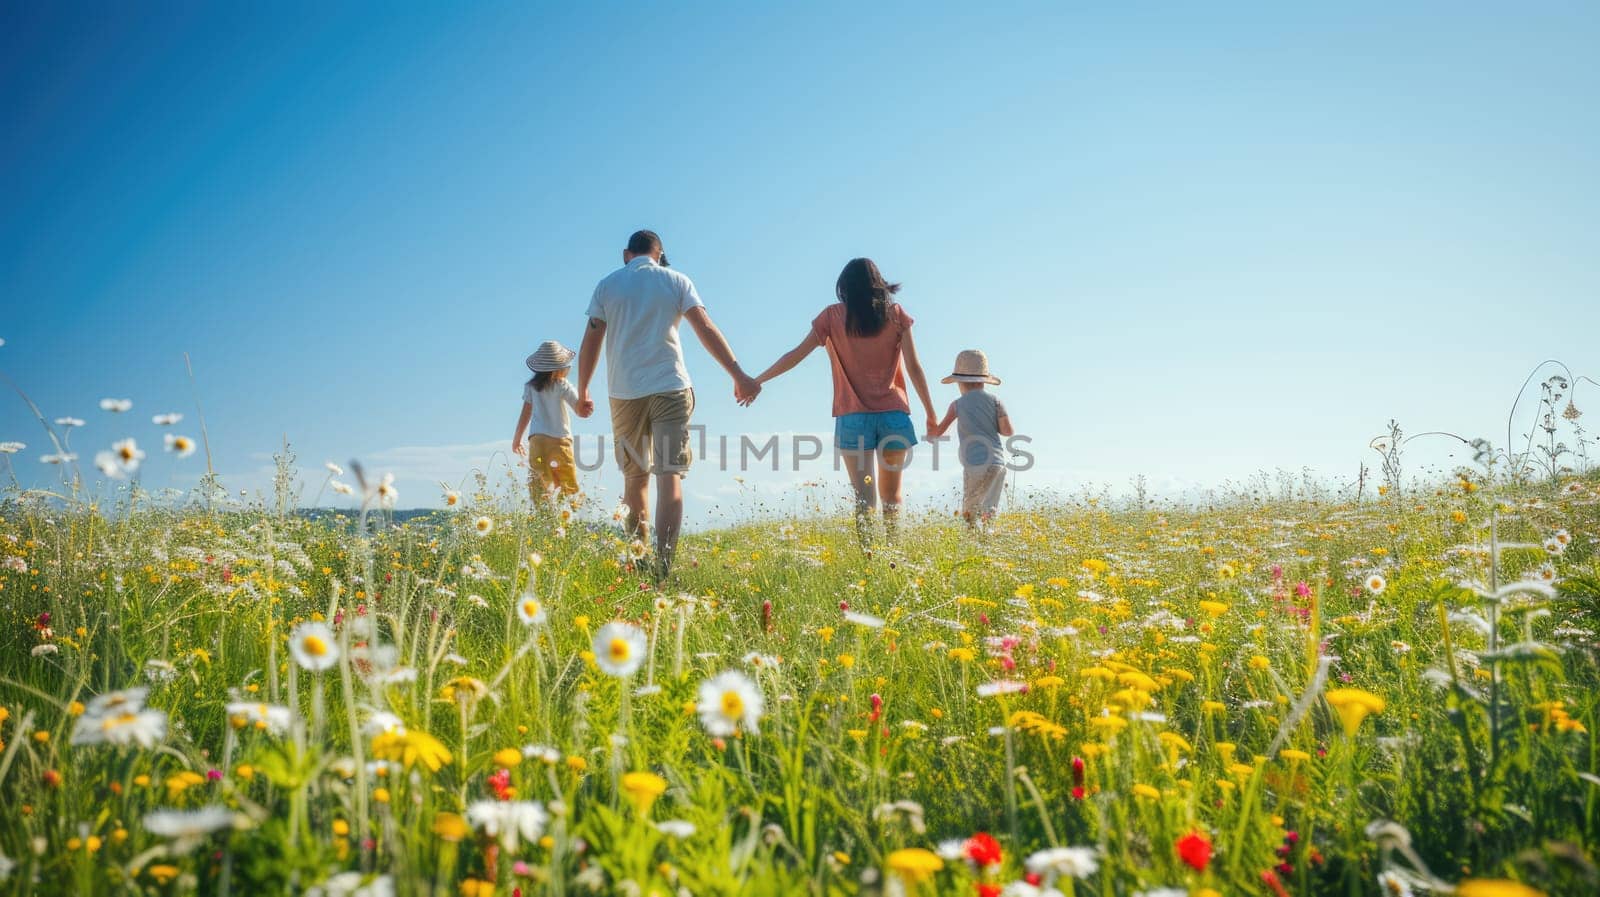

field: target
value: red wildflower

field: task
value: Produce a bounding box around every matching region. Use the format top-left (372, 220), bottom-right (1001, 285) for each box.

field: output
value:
top-left (965, 832), bottom-right (1002, 868)
top-left (1176, 830), bottom-right (1213, 872)
top-left (488, 767), bottom-right (514, 801)
top-left (976, 885), bottom-right (1002, 897)
top-left (1261, 869), bottom-right (1291, 897)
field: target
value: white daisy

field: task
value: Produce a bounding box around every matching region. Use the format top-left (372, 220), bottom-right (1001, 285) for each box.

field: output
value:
top-left (977, 680), bottom-right (1029, 697)
top-left (289, 621), bottom-right (339, 672)
top-left (0, 442), bottom-right (23, 454)
top-left (85, 687), bottom-right (149, 717)
top-left (115, 438), bottom-right (145, 468)
top-left (523, 744), bottom-right (562, 764)
top-left (592, 621), bottom-right (647, 677)
top-left (443, 490), bottom-right (461, 507)
top-left (71, 707), bottom-right (168, 748)
top-left (697, 670), bottom-right (764, 736)
top-left (312, 873), bottom-right (394, 897)
top-left (473, 515), bottom-right (494, 536)
top-left (143, 806), bottom-right (235, 839)
top-left (152, 413), bottom-right (183, 426)
top-left (94, 451), bottom-right (126, 479)
top-left (376, 473), bottom-right (398, 508)
top-left (54, 417), bottom-right (85, 428)
top-left (325, 462), bottom-right (344, 476)
top-left (1001, 884), bottom-right (1060, 897)
top-left (99, 398), bottom-right (133, 413)
top-left (466, 800), bottom-right (548, 851)
top-left (654, 819), bottom-right (696, 839)
top-left (226, 702), bottom-right (292, 736)
top-left (515, 589), bottom-right (547, 625)
top-left (1365, 574), bottom-right (1387, 594)
top-left (1025, 846), bottom-right (1099, 881)
top-left (41, 452), bottom-right (77, 465)
top-left (843, 610), bottom-right (885, 628)
top-left (1376, 870), bottom-right (1415, 897)
top-left (330, 480), bottom-right (355, 496)
top-left (363, 711), bottom-right (407, 737)
top-left (164, 434), bottom-right (197, 457)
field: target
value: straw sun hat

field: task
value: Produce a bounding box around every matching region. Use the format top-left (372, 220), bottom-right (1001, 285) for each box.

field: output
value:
top-left (525, 340), bottom-right (577, 372)
top-left (941, 349), bottom-right (1001, 385)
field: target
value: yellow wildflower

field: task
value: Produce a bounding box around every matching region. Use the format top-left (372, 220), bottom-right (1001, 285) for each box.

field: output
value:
top-left (1325, 688), bottom-right (1385, 737)
top-left (621, 771), bottom-right (668, 815)
top-left (886, 848), bottom-right (944, 883)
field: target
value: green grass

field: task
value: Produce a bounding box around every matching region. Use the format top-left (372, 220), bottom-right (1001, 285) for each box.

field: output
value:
top-left (1, 477), bottom-right (1597, 896)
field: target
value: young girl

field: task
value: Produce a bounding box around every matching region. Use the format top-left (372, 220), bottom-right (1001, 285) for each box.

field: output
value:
top-left (512, 340), bottom-right (586, 503)
top-left (928, 349), bottom-right (1013, 527)
top-left (754, 258), bottom-right (938, 544)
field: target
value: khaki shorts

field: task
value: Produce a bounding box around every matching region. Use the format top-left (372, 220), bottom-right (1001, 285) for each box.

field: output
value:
top-left (962, 465), bottom-right (1006, 519)
top-left (528, 434), bottom-right (579, 498)
top-left (610, 389), bottom-right (695, 478)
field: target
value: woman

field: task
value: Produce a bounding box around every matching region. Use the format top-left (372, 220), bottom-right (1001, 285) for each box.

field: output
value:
top-left (755, 258), bottom-right (938, 543)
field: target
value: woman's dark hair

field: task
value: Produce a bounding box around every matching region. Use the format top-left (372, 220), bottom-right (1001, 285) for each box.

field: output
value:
top-left (527, 370), bottom-right (556, 393)
top-left (835, 257), bottom-right (900, 338)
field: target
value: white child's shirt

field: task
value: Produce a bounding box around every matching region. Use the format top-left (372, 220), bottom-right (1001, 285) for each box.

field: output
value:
top-left (523, 378), bottom-right (579, 439)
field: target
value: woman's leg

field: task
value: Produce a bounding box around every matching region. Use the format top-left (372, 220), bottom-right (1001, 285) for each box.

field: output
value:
top-left (840, 448), bottom-right (876, 545)
top-left (877, 448), bottom-right (908, 543)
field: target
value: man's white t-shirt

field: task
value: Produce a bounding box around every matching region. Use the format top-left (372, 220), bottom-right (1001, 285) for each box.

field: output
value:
top-left (585, 256), bottom-right (704, 400)
top-left (522, 378), bottom-right (579, 438)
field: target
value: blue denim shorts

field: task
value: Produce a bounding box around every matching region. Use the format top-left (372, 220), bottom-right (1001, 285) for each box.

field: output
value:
top-left (834, 410), bottom-right (918, 451)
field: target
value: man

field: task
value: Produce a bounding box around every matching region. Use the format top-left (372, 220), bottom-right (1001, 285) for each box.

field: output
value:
top-left (577, 230), bottom-right (759, 576)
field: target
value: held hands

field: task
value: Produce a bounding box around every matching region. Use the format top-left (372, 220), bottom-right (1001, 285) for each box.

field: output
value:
top-left (575, 392), bottom-right (595, 419)
top-left (925, 413), bottom-right (941, 439)
top-left (734, 372), bottom-right (761, 407)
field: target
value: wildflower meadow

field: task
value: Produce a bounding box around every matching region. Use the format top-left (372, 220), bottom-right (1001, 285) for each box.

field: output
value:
top-left (1, 428), bottom-right (1597, 897)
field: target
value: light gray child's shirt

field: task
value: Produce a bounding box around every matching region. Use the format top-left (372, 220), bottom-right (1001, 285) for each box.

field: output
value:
top-left (953, 389), bottom-right (1007, 468)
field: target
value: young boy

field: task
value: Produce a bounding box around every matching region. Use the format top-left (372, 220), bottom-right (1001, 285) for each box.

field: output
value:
top-left (929, 349), bottom-right (1013, 526)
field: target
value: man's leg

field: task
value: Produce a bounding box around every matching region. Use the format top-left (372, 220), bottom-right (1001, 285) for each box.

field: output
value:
top-left (611, 397), bottom-right (653, 544)
top-left (649, 389), bottom-right (694, 577)
top-left (622, 473), bottom-right (650, 545)
top-left (654, 472), bottom-right (684, 575)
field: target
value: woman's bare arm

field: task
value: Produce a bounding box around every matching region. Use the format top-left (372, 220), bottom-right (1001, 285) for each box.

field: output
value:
top-left (755, 331), bottom-right (822, 384)
top-left (899, 325), bottom-right (939, 427)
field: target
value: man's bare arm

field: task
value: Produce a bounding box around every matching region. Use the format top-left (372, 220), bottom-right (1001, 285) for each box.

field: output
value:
top-left (684, 307), bottom-right (760, 405)
top-left (576, 317), bottom-right (606, 416)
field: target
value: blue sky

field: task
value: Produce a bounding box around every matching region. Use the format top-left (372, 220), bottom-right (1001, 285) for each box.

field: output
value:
top-left (2, 2), bottom-right (1597, 522)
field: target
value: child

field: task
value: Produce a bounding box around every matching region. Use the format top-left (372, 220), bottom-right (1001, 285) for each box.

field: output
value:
top-left (929, 349), bottom-right (1013, 526)
top-left (512, 340), bottom-right (587, 503)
